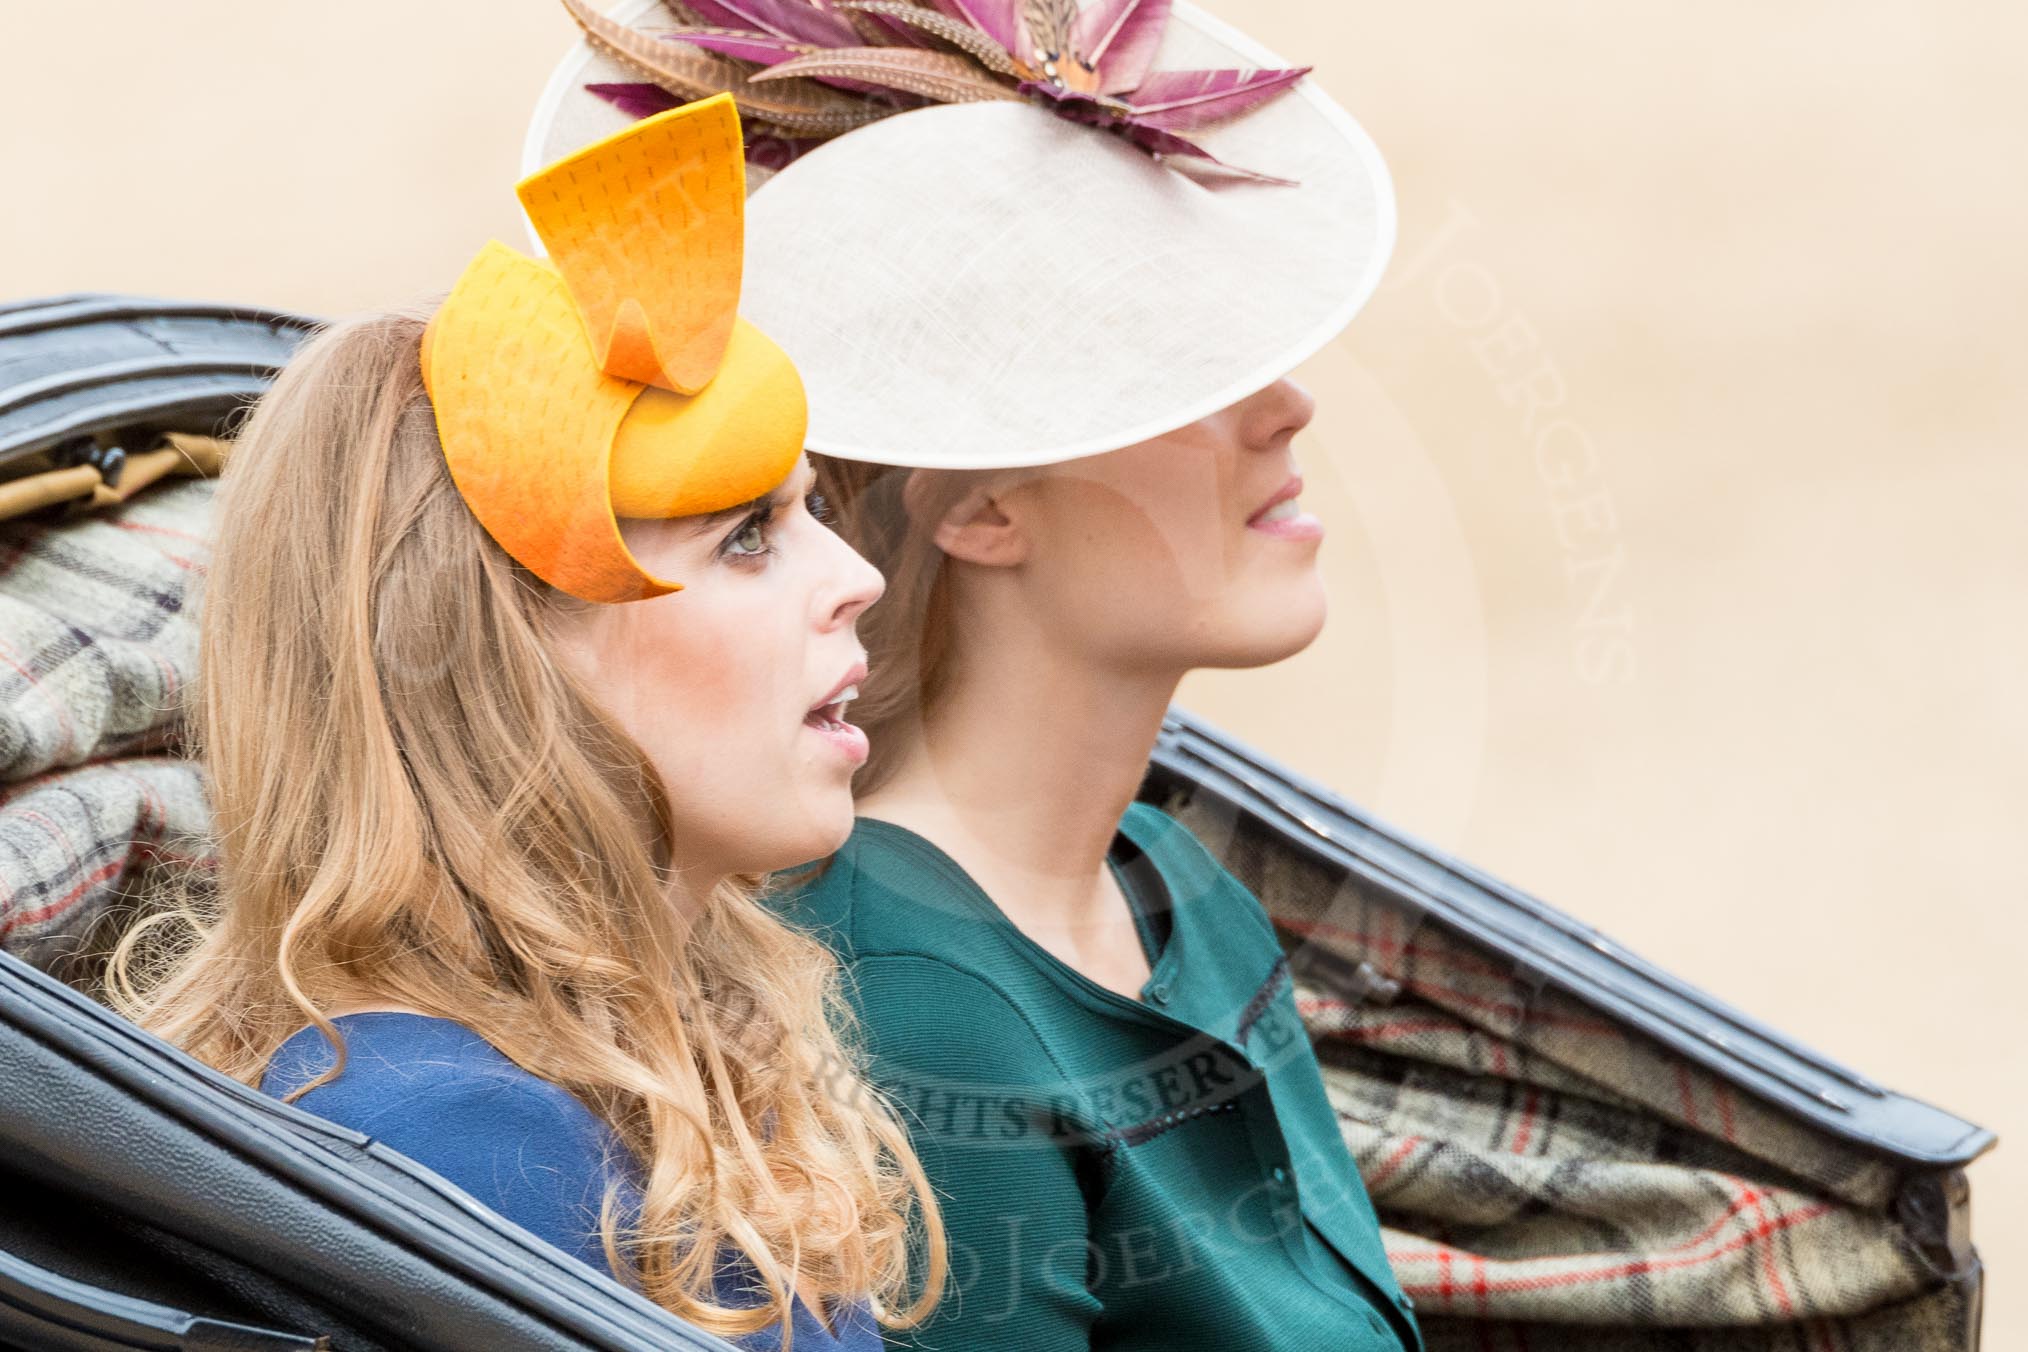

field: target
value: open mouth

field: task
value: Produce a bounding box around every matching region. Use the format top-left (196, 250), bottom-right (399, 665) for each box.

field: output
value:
top-left (804, 684), bottom-right (858, 734)
top-left (803, 664), bottom-right (871, 766)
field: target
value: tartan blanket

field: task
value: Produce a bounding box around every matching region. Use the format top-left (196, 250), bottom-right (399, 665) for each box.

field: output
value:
top-left (0, 476), bottom-right (213, 777)
top-left (1162, 795), bottom-right (1975, 1351)
top-left (0, 478), bottom-right (217, 971)
top-left (0, 755), bottom-right (214, 972)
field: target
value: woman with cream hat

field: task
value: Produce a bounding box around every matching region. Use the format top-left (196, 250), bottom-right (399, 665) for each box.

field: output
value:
top-left (114, 94), bottom-right (944, 1350)
top-left (528, 3), bottom-right (1420, 1346)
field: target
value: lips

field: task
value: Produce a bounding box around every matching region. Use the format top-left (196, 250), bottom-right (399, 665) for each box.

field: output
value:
top-left (1246, 474), bottom-right (1324, 541)
top-left (804, 661), bottom-right (870, 766)
top-left (1247, 474), bottom-right (1306, 526)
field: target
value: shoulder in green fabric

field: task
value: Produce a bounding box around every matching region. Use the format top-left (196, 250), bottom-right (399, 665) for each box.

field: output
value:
top-left (774, 802), bottom-right (1274, 962)
top-left (771, 814), bottom-right (1007, 969)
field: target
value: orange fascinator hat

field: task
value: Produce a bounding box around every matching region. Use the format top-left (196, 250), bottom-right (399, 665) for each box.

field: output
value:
top-left (419, 92), bottom-right (805, 604)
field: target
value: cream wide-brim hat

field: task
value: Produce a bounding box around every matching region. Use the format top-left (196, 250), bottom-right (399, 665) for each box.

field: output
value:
top-left (523, 0), bottom-right (1395, 469)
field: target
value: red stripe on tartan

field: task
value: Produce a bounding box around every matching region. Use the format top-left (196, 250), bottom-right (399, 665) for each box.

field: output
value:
top-left (0, 857), bottom-right (124, 938)
top-left (1737, 1183), bottom-right (1797, 1317)
top-left (1388, 1175), bottom-right (1789, 1267)
top-left (101, 763), bottom-right (167, 837)
top-left (0, 636), bottom-right (79, 752)
top-left (1716, 1081), bottom-right (1739, 1143)
top-left (1387, 1175), bottom-right (1784, 1272)
top-left (1366, 1135), bottom-right (1423, 1191)
top-left (1510, 1086), bottom-right (1540, 1154)
top-left (19, 807), bottom-right (86, 882)
top-left (0, 769), bottom-right (61, 807)
top-left (1394, 1201), bottom-right (1834, 1299)
top-left (0, 780), bottom-right (211, 940)
top-left (1473, 1252), bottom-right (1490, 1317)
top-left (110, 518), bottom-right (209, 549)
top-left (1437, 1249), bottom-right (1454, 1303)
top-left (140, 645), bottom-right (180, 709)
top-left (1665, 1181), bottom-right (1777, 1257)
top-left (1675, 1062), bottom-right (1702, 1130)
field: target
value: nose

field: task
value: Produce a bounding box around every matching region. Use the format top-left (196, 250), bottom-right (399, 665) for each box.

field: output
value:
top-left (815, 524), bottom-right (886, 632)
top-left (1245, 376), bottom-right (1316, 452)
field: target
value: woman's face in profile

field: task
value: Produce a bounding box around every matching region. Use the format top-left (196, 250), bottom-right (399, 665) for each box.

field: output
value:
top-left (989, 376), bottom-right (1328, 672)
top-left (554, 456), bottom-right (884, 881)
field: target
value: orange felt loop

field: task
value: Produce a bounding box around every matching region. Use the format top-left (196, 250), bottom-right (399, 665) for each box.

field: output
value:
top-left (418, 93), bottom-right (809, 604)
top-left (516, 91), bottom-right (747, 394)
top-left (608, 317), bottom-right (807, 518)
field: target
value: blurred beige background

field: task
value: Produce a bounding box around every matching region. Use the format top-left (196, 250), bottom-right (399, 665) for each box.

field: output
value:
top-left (5, 0), bottom-right (2020, 1340)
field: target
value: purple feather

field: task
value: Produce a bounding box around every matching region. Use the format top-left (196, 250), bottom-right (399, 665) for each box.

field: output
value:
top-left (1070, 0), bottom-right (1168, 94)
top-left (925, 0), bottom-right (1025, 62)
top-left (1017, 80), bottom-right (1296, 183)
top-left (683, 0), bottom-right (859, 45)
top-left (1016, 80), bottom-right (1134, 121)
top-left (580, 0), bottom-right (1306, 184)
top-left (586, 81), bottom-right (682, 119)
top-left (662, 29), bottom-right (909, 94)
top-left (1120, 120), bottom-right (1297, 184)
top-left (1126, 65), bottom-right (1311, 131)
top-left (843, 7), bottom-right (937, 49)
top-left (659, 28), bottom-right (812, 63)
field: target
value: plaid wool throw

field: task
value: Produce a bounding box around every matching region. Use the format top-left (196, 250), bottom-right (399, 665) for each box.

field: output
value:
top-left (1162, 793), bottom-right (1977, 1352)
top-left (0, 478), bottom-right (216, 970)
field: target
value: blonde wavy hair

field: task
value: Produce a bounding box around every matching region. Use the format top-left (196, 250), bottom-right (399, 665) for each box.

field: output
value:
top-left (108, 306), bottom-right (944, 1345)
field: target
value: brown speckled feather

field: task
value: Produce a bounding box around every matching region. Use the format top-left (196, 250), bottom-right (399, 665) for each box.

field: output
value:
top-left (562, 0), bottom-right (890, 133)
top-left (839, 1), bottom-right (1022, 75)
top-left (751, 47), bottom-right (1024, 105)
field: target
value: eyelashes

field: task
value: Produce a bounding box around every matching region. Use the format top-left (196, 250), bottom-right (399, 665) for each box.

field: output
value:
top-left (716, 488), bottom-right (835, 564)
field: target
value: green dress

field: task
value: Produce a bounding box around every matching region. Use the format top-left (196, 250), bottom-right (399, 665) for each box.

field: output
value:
top-left (777, 803), bottom-right (1424, 1352)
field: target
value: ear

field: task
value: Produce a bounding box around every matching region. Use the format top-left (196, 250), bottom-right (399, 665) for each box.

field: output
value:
top-left (904, 472), bottom-right (1029, 569)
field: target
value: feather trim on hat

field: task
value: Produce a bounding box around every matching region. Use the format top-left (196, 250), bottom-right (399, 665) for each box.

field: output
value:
top-left (560, 0), bottom-right (1312, 181)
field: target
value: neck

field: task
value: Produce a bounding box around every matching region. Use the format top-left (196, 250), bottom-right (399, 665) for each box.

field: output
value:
top-left (656, 864), bottom-right (722, 927)
top-left (860, 611), bottom-right (1180, 918)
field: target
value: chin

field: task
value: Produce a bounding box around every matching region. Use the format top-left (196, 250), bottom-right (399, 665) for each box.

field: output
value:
top-left (1206, 581), bottom-right (1328, 668)
top-left (787, 797), bottom-right (860, 867)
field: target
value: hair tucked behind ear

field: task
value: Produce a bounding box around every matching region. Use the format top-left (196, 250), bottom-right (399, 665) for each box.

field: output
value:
top-left (811, 455), bottom-right (989, 798)
top-left (108, 308), bottom-right (943, 1342)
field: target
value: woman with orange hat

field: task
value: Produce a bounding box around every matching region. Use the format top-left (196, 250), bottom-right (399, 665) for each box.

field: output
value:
top-left (111, 95), bottom-right (941, 1351)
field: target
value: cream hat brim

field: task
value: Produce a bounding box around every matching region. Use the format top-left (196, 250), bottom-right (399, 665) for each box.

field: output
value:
top-left (525, 0), bottom-right (1395, 469)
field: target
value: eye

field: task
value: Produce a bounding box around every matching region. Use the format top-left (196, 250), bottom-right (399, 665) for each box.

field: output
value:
top-left (720, 508), bottom-right (775, 560)
top-left (806, 488), bottom-right (835, 526)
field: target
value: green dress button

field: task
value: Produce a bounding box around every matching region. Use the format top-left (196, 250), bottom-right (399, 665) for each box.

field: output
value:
top-left (1149, 981), bottom-right (1171, 1003)
top-left (1271, 1165), bottom-right (1288, 1183)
